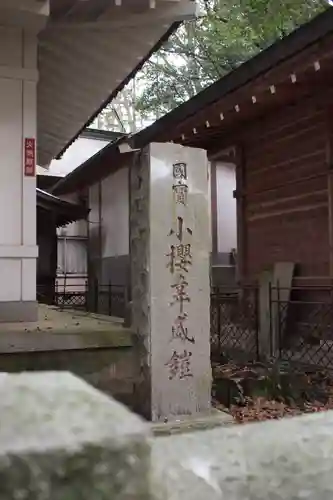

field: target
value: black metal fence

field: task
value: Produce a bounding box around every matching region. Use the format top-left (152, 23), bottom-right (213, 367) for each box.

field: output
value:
top-left (55, 284), bottom-right (86, 310)
top-left (210, 281), bottom-right (333, 371)
top-left (210, 285), bottom-right (259, 362)
top-left (90, 282), bottom-right (128, 319)
top-left (37, 281), bottom-right (128, 319)
top-left (271, 283), bottom-right (333, 371)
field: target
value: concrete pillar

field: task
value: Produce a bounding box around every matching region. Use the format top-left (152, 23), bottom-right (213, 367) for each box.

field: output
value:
top-left (0, 26), bottom-right (40, 321)
top-left (130, 143), bottom-right (211, 421)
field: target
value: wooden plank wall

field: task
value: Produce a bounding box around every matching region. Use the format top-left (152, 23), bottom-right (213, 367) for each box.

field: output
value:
top-left (239, 94), bottom-right (331, 280)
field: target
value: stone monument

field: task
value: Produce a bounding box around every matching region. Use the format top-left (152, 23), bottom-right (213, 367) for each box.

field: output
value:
top-left (130, 143), bottom-right (211, 421)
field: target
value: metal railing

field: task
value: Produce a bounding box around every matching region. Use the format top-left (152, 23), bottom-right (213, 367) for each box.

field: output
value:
top-left (90, 281), bottom-right (128, 319)
top-left (55, 284), bottom-right (87, 310)
top-left (271, 283), bottom-right (333, 370)
top-left (37, 280), bottom-right (128, 319)
top-left (210, 281), bottom-right (333, 372)
top-left (210, 285), bottom-right (259, 362)
top-left (39, 278), bottom-right (333, 371)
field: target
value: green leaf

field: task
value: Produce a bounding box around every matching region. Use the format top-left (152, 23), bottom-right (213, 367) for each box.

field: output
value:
top-left (135, 0), bottom-right (327, 120)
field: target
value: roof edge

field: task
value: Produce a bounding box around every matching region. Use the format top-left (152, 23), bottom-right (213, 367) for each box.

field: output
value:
top-left (130, 8), bottom-right (333, 149)
top-left (37, 188), bottom-right (89, 226)
top-left (51, 135), bottom-right (129, 196)
top-left (55, 21), bottom-right (181, 161)
top-left (80, 128), bottom-right (125, 142)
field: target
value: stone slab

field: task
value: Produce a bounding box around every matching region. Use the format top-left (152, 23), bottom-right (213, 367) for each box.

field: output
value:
top-left (0, 372), bottom-right (150, 499)
top-left (152, 410), bottom-right (333, 500)
top-left (0, 304), bottom-right (133, 352)
top-left (0, 348), bottom-right (138, 410)
top-left (151, 409), bottom-right (233, 436)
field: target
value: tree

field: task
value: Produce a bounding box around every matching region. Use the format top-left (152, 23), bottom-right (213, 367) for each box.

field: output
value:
top-left (94, 0), bottom-right (328, 131)
top-left (135, 0), bottom-right (327, 122)
top-left (90, 80), bottom-right (142, 133)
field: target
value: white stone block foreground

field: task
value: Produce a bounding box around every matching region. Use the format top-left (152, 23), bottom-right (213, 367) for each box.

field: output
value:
top-left (1, 372), bottom-right (332, 500)
top-left (0, 372), bottom-right (150, 499)
top-left (152, 410), bottom-right (333, 500)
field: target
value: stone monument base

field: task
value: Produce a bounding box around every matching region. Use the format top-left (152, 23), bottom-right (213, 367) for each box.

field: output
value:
top-left (151, 408), bottom-right (233, 436)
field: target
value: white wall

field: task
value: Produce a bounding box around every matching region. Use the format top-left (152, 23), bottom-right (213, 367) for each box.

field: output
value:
top-left (57, 193), bottom-right (88, 239)
top-left (56, 193), bottom-right (87, 240)
top-left (101, 167), bottom-right (129, 257)
top-left (58, 219), bottom-right (87, 238)
top-left (216, 162), bottom-right (237, 254)
top-left (88, 182), bottom-right (101, 261)
top-left (37, 136), bottom-right (109, 177)
top-left (57, 239), bottom-right (87, 276)
top-left (208, 162), bottom-right (212, 252)
top-left (0, 26), bottom-right (38, 315)
top-left (56, 193), bottom-right (88, 280)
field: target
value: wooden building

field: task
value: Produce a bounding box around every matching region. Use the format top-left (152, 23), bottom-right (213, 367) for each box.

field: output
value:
top-left (132, 8), bottom-right (333, 286)
top-left (50, 8), bottom-right (333, 288)
top-left (37, 189), bottom-right (88, 304)
top-left (48, 9), bottom-right (333, 363)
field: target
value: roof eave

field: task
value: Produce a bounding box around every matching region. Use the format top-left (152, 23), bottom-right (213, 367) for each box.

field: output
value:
top-left (37, 188), bottom-right (89, 226)
top-left (50, 136), bottom-right (127, 195)
top-left (130, 8), bottom-right (333, 149)
top-left (55, 21), bottom-right (181, 161)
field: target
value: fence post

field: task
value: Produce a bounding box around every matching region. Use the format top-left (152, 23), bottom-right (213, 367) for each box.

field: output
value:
top-left (268, 281), bottom-right (272, 358)
top-left (108, 281), bottom-right (112, 316)
top-left (124, 285), bottom-right (130, 321)
top-left (255, 286), bottom-right (260, 360)
top-left (276, 280), bottom-right (281, 356)
top-left (123, 286), bottom-right (132, 327)
top-left (124, 286), bottom-right (129, 309)
top-left (85, 280), bottom-right (89, 312)
top-left (94, 278), bottom-right (99, 313)
top-left (217, 292), bottom-right (222, 355)
top-left (258, 269), bottom-right (274, 361)
top-left (52, 280), bottom-right (56, 307)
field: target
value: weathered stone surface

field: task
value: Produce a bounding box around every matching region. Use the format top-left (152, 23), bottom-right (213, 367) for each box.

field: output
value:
top-left (0, 304), bottom-right (133, 352)
top-left (152, 410), bottom-right (333, 499)
top-left (151, 409), bottom-right (233, 436)
top-left (130, 143), bottom-right (211, 421)
top-left (130, 149), bottom-right (152, 420)
top-left (0, 345), bottom-right (139, 411)
top-left (0, 372), bottom-right (150, 500)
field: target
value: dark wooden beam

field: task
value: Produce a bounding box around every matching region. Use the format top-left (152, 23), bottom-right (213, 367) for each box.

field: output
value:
top-left (208, 146), bottom-right (237, 162)
top-left (98, 179), bottom-right (102, 283)
top-left (235, 145), bottom-right (246, 282)
top-left (168, 77), bottom-right (333, 149)
top-left (326, 107), bottom-right (333, 277)
top-left (210, 161), bottom-right (218, 257)
top-left (50, 0), bottom-right (77, 20)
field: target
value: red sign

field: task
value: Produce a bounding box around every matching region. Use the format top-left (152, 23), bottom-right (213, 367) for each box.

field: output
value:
top-left (24, 138), bottom-right (36, 177)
